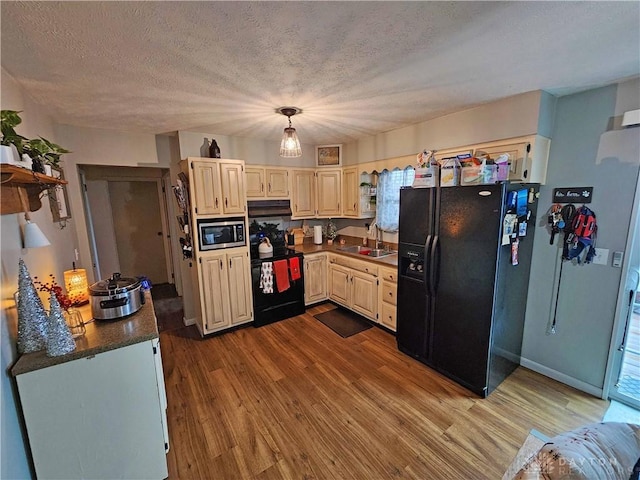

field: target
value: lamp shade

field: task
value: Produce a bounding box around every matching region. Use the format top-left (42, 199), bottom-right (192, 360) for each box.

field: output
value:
top-left (64, 268), bottom-right (89, 305)
top-left (23, 221), bottom-right (51, 248)
top-left (280, 127), bottom-right (302, 158)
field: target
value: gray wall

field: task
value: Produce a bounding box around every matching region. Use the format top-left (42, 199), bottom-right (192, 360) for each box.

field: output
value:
top-left (522, 79), bottom-right (640, 394)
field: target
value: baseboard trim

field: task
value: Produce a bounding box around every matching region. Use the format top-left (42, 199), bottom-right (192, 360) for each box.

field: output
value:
top-left (520, 357), bottom-right (604, 398)
top-left (183, 316), bottom-right (196, 327)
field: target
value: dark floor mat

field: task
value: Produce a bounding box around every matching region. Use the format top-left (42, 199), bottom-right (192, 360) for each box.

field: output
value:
top-left (151, 283), bottom-right (179, 300)
top-left (314, 308), bottom-right (372, 338)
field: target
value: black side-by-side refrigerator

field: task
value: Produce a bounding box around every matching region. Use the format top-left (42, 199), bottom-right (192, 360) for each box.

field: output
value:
top-left (397, 183), bottom-right (539, 397)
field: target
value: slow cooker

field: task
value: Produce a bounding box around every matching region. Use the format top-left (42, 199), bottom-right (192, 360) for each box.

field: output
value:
top-left (89, 273), bottom-right (145, 320)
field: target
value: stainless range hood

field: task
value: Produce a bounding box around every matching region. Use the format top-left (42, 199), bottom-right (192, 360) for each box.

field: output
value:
top-left (247, 200), bottom-right (292, 218)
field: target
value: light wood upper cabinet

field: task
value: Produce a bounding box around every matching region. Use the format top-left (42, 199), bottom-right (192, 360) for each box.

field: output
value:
top-left (316, 169), bottom-right (342, 218)
top-left (304, 253), bottom-right (327, 305)
top-left (266, 168), bottom-right (289, 197)
top-left (187, 158), bottom-right (246, 217)
top-left (245, 167), bottom-right (289, 199)
top-left (342, 167), bottom-right (376, 219)
top-left (191, 160), bottom-right (222, 216)
top-left (245, 167), bottom-right (265, 198)
top-left (219, 162), bottom-right (246, 214)
top-left (291, 169), bottom-right (316, 218)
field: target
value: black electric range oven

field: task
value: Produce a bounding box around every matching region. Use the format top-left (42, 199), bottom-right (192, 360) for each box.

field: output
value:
top-left (249, 231), bottom-right (305, 327)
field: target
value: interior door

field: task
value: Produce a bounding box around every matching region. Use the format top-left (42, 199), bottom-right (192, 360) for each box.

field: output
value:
top-left (109, 180), bottom-right (168, 284)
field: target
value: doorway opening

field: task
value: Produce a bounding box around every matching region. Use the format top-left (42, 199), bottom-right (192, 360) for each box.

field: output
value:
top-left (606, 169), bottom-right (640, 410)
top-left (78, 165), bottom-right (176, 289)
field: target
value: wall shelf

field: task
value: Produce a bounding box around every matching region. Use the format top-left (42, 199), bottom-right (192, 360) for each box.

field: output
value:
top-left (0, 164), bottom-right (67, 215)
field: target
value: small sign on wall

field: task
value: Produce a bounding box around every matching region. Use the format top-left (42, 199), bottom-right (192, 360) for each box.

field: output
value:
top-left (552, 187), bottom-right (593, 204)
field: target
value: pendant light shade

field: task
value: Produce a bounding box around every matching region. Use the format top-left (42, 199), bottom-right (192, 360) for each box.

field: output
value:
top-left (23, 220), bottom-right (51, 248)
top-left (278, 107), bottom-right (302, 158)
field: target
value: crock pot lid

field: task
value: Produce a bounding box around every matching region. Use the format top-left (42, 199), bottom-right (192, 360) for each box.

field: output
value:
top-left (89, 276), bottom-right (140, 294)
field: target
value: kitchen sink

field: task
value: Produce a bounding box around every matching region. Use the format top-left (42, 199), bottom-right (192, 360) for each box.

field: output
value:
top-left (337, 245), bottom-right (396, 258)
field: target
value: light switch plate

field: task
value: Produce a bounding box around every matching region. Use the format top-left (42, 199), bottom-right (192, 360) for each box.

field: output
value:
top-left (592, 248), bottom-right (609, 265)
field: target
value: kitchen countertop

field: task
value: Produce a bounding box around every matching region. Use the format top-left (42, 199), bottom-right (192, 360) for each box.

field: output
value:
top-left (289, 241), bottom-right (398, 268)
top-left (11, 290), bottom-right (159, 376)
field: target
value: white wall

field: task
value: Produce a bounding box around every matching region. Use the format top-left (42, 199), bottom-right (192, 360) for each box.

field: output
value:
top-left (1, 68), bottom-right (79, 479)
top-left (521, 78), bottom-right (640, 395)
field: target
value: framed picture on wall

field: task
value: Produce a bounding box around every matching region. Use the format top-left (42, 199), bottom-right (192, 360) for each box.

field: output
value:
top-left (316, 144), bottom-right (342, 167)
top-left (48, 168), bottom-right (71, 222)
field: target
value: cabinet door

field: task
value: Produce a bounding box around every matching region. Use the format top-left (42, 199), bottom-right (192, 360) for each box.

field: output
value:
top-left (192, 160), bottom-right (221, 215)
top-left (245, 167), bottom-right (265, 198)
top-left (292, 169), bottom-right (316, 218)
top-left (227, 250), bottom-right (253, 325)
top-left (200, 253), bottom-right (230, 331)
top-left (316, 169), bottom-right (342, 217)
top-left (220, 162), bottom-right (246, 214)
top-left (304, 253), bottom-right (327, 305)
top-left (342, 167), bottom-right (359, 217)
top-left (351, 270), bottom-right (377, 320)
top-left (328, 263), bottom-right (350, 306)
top-left (266, 168), bottom-right (289, 197)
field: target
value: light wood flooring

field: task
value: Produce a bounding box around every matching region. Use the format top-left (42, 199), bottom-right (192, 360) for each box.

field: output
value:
top-left (159, 303), bottom-right (608, 479)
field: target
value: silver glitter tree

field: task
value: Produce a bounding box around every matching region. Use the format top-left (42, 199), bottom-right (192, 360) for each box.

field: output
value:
top-left (16, 258), bottom-right (48, 353)
top-left (46, 292), bottom-right (76, 357)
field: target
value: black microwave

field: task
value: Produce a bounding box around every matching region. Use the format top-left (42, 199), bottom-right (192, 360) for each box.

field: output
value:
top-left (197, 217), bottom-right (246, 251)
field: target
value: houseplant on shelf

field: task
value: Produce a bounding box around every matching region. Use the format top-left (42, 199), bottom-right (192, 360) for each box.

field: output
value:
top-left (23, 137), bottom-right (71, 174)
top-left (1, 110), bottom-right (28, 167)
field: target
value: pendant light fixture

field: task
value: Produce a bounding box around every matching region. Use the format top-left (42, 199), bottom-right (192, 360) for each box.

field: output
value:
top-left (277, 107), bottom-right (302, 158)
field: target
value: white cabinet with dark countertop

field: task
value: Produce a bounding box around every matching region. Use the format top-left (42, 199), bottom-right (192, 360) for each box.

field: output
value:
top-left (11, 292), bottom-right (169, 480)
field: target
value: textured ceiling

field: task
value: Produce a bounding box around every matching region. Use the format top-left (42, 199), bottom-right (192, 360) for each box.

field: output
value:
top-left (1, 1), bottom-right (639, 145)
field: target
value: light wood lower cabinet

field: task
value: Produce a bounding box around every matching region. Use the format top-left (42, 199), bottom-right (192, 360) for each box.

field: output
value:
top-left (378, 267), bottom-right (398, 331)
top-left (304, 252), bottom-right (328, 305)
top-left (198, 248), bottom-right (252, 333)
top-left (328, 255), bottom-right (378, 321)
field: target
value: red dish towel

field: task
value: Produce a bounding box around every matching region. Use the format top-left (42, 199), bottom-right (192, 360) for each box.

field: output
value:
top-left (289, 257), bottom-right (301, 281)
top-left (273, 259), bottom-right (290, 293)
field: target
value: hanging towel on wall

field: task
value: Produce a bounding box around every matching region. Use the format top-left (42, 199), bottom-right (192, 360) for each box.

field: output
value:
top-left (273, 259), bottom-right (290, 293)
top-left (289, 257), bottom-right (301, 281)
top-left (260, 262), bottom-right (273, 294)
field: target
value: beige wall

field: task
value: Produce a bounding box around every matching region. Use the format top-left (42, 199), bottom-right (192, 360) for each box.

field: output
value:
top-left (1, 68), bottom-right (80, 479)
top-left (348, 91), bottom-right (543, 164)
top-left (177, 130), bottom-right (317, 167)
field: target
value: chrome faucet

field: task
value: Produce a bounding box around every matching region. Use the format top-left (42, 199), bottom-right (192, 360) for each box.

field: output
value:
top-left (373, 223), bottom-right (383, 250)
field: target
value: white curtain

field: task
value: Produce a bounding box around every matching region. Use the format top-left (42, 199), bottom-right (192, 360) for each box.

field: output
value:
top-left (376, 167), bottom-right (415, 232)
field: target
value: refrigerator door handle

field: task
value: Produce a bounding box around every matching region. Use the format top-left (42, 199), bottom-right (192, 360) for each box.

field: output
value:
top-left (424, 234), bottom-right (432, 295)
top-left (430, 235), bottom-right (440, 296)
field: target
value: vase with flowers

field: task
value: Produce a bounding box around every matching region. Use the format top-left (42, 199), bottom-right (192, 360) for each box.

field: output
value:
top-left (34, 274), bottom-right (85, 338)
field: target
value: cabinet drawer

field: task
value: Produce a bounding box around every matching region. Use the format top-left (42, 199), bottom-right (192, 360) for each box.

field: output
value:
top-left (349, 258), bottom-right (378, 277)
top-left (380, 302), bottom-right (397, 331)
top-left (380, 268), bottom-right (397, 283)
top-left (329, 254), bottom-right (352, 268)
top-left (381, 281), bottom-right (397, 306)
